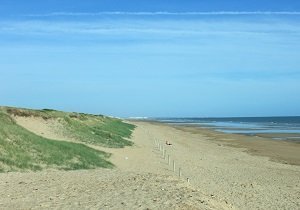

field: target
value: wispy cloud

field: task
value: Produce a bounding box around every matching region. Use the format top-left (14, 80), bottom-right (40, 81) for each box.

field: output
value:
top-left (25, 11), bottom-right (300, 17)
top-left (2, 19), bottom-right (300, 38)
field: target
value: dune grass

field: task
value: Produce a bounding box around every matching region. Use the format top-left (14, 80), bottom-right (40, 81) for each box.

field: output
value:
top-left (0, 107), bottom-right (136, 172)
top-left (63, 115), bottom-right (135, 148)
top-left (5, 107), bottom-right (135, 148)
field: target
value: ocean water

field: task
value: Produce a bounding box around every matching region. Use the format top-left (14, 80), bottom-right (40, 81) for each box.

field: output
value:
top-left (155, 117), bottom-right (300, 141)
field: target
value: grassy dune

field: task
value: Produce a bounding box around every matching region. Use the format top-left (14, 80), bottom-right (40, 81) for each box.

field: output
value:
top-left (0, 107), bottom-right (135, 172)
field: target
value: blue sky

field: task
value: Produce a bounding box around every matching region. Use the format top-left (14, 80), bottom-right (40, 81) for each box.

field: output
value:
top-left (1, 1), bottom-right (300, 117)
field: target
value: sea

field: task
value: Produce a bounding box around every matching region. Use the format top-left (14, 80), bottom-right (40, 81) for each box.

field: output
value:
top-left (154, 116), bottom-right (300, 142)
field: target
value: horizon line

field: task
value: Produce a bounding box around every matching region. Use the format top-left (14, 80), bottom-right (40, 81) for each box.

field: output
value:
top-left (128, 115), bottom-right (300, 119)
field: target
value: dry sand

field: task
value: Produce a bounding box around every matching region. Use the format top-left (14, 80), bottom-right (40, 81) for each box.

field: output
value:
top-left (0, 169), bottom-right (221, 210)
top-left (1, 119), bottom-right (299, 209)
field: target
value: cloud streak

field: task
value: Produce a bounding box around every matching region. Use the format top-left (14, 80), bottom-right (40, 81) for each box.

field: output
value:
top-left (25, 11), bottom-right (300, 17)
top-left (2, 19), bottom-right (300, 38)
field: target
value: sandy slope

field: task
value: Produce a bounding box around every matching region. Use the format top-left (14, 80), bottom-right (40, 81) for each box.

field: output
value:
top-left (1, 118), bottom-right (299, 209)
top-left (13, 116), bottom-right (76, 142)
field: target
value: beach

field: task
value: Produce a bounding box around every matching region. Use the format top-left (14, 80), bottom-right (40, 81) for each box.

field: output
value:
top-left (2, 1), bottom-right (300, 209)
top-left (1, 121), bottom-right (300, 209)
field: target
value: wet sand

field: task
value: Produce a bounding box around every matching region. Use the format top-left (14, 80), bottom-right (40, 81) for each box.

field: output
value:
top-left (174, 125), bottom-right (300, 166)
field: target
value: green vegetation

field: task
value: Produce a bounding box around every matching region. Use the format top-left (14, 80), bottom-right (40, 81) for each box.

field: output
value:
top-left (5, 107), bottom-right (135, 148)
top-left (0, 107), bottom-right (136, 172)
top-left (64, 115), bottom-right (135, 148)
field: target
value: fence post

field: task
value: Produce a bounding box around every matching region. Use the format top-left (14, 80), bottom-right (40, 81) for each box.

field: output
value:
top-left (173, 160), bottom-right (176, 172)
top-left (179, 167), bottom-right (182, 177)
top-left (168, 155), bottom-right (170, 165)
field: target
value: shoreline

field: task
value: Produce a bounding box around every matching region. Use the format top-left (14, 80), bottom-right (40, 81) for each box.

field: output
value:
top-left (130, 121), bottom-right (300, 209)
top-left (134, 120), bottom-right (300, 166)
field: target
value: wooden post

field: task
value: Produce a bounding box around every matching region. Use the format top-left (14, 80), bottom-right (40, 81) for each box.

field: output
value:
top-left (173, 160), bottom-right (176, 172)
top-left (187, 178), bottom-right (190, 183)
top-left (179, 167), bottom-right (182, 177)
top-left (168, 155), bottom-right (170, 165)
top-left (164, 150), bottom-right (166, 159)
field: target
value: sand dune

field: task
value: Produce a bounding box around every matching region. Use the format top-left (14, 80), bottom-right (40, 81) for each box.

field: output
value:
top-left (13, 116), bottom-right (77, 142)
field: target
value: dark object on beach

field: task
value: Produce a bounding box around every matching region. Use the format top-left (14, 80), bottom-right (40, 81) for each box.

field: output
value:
top-left (166, 140), bottom-right (172, 145)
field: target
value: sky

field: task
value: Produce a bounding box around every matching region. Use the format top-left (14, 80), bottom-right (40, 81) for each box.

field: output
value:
top-left (0, 0), bottom-right (300, 117)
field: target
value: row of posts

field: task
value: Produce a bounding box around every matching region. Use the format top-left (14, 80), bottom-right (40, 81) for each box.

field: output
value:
top-left (154, 139), bottom-right (189, 183)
